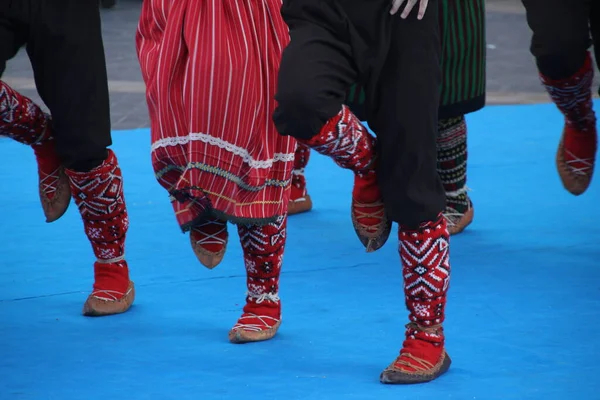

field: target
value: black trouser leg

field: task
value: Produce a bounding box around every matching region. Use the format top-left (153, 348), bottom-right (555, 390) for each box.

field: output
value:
top-left (368, 4), bottom-right (445, 227)
top-left (522, 0), bottom-right (591, 79)
top-left (26, 0), bottom-right (111, 171)
top-left (589, 0), bottom-right (600, 87)
top-left (273, 2), bottom-right (358, 140)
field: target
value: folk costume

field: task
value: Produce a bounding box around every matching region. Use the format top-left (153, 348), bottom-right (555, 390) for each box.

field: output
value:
top-left (289, 0), bottom-right (487, 235)
top-left (274, 0), bottom-right (452, 384)
top-left (136, 0), bottom-right (295, 343)
top-left (0, 0), bottom-right (134, 316)
top-left (522, 0), bottom-right (599, 195)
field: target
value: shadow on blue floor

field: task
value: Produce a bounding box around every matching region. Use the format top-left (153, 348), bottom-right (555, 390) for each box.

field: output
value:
top-left (1, 102), bottom-right (599, 400)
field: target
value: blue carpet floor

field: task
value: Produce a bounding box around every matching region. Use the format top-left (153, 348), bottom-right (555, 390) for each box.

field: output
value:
top-left (1, 102), bottom-right (599, 400)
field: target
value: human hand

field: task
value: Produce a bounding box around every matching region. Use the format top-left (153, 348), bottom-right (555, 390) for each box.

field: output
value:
top-left (390, 0), bottom-right (429, 19)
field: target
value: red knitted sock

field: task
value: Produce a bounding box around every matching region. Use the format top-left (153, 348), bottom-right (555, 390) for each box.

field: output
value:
top-left (541, 52), bottom-right (597, 175)
top-left (65, 150), bottom-right (130, 298)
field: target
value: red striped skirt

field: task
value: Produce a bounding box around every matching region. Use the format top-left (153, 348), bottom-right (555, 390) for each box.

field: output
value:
top-left (136, 0), bottom-right (295, 227)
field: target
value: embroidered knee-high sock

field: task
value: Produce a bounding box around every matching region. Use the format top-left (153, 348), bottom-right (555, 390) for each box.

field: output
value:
top-left (437, 116), bottom-right (469, 213)
top-left (300, 106), bottom-right (377, 200)
top-left (291, 142), bottom-right (311, 199)
top-left (383, 215), bottom-right (451, 380)
top-left (1, 82), bottom-right (50, 145)
top-left (229, 216), bottom-right (286, 343)
top-left (0, 81), bottom-right (70, 221)
top-left (299, 105), bottom-right (389, 251)
top-left (288, 143), bottom-right (313, 214)
top-left (65, 150), bottom-right (131, 300)
top-left (540, 52), bottom-right (597, 194)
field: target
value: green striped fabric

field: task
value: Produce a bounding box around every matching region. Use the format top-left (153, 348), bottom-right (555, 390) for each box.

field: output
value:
top-left (439, 0), bottom-right (486, 107)
top-left (345, 0), bottom-right (486, 109)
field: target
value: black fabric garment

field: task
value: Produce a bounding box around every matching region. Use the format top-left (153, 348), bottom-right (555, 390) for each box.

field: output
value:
top-left (0, 0), bottom-right (111, 171)
top-left (273, 0), bottom-right (445, 227)
top-left (590, 0), bottom-right (600, 85)
top-left (522, 0), bottom-right (597, 80)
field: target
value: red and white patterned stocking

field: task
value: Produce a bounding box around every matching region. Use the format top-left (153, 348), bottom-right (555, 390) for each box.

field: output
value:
top-left (541, 52), bottom-right (597, 182)
top-left (290, 143), bottom-right (311, 201)
top-left (0, 81), bottom-right (64, 203)
top-left (233, 216), bottom-right (287, 336)
top-left (393, 214), bottom-right (451, 372)
top-left (65, 149), bottom-right (131, 300)
top-left (299, 105), bottom-right (387, 251)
